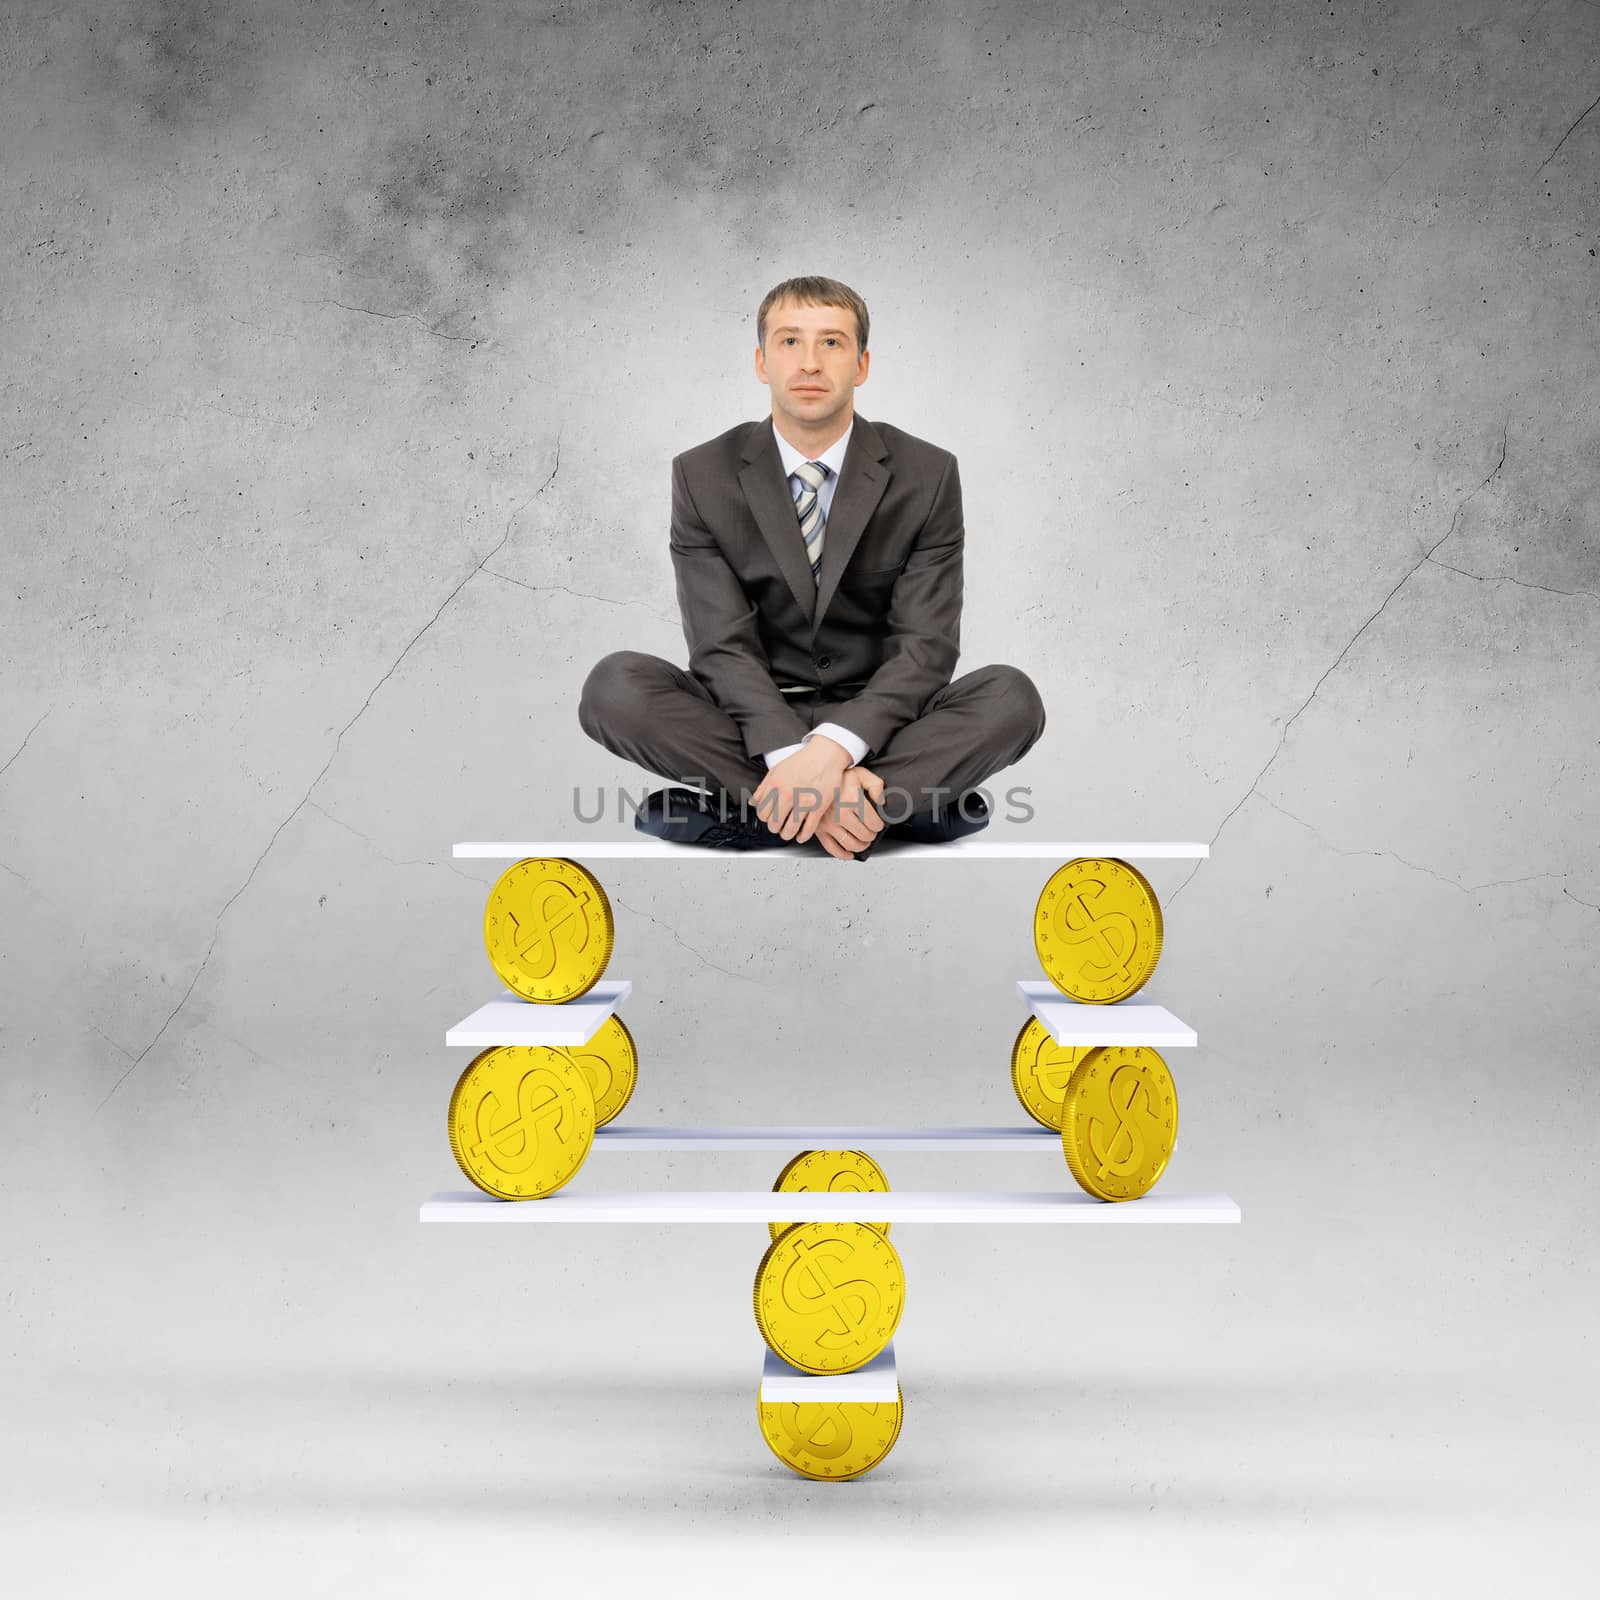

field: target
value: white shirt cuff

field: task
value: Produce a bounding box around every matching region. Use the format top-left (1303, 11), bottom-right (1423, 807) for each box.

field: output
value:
top-left (762, 740), bottom-right (807, 769)
top-left (762, 723), bottom-right (870, 769)
top-left (805, 721), bottom-right (869, 767)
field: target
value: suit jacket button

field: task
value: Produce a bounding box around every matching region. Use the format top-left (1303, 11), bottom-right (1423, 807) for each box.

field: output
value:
top-left (816, 655), bottom-right (831, 668)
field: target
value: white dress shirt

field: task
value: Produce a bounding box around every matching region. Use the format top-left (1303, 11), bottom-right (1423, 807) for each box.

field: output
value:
top-left (762, 416), bottom-right (871, 771)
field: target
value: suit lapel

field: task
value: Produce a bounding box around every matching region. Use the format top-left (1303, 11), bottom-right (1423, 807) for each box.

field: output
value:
top-left (736, 414), bottom-right (891, 640)
top-left (810, 418), bottom-right (890, 640)
top-left (738, 424), bottom-right (818, 625)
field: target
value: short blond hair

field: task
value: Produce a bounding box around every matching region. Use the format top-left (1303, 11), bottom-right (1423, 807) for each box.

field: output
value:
top-left (757, 276), bottom-right (870, 356)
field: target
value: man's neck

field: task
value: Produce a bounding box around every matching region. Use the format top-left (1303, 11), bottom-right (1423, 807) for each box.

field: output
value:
top-left (772, 409), bottom-right (853, 459)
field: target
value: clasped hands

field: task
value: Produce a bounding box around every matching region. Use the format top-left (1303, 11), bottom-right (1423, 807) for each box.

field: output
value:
top-left (749, 735), bottom-right (886, 860)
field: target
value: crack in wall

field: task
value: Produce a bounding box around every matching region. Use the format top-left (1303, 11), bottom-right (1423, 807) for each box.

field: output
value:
top-left (86, 1021), bottom-right (136, 1061)
top-left (1258, 793), bottom-right (1568, 896)
top-left (1169, 420), bottom-right (1510, 904)
top-left (94, 944), bottom-right (216, 1116)
top-left (93, 440), bottom-right (562, 1115)
top-left (1425, 556), bottom-right (1598, 605)
top-left (0, 707), bottom-right (52, 782)
top-left (1536, 87), bottom-right (1600, 176)
top-left (613, 895), bottom-right (756, 985)
top-left (480, 567), bottom-right (679, 627)
top-left (1377, 127), bottom-right (1422, 189)
top-left (0, 854), bottom-right (77, 926)
top-left (301, 297), bottom-right (485, 347)
top-left (306, 800), bottom-right (480, 882)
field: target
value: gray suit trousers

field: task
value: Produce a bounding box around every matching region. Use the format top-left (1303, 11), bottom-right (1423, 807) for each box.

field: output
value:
top-left (579, 652), bottom-right (1047, 820)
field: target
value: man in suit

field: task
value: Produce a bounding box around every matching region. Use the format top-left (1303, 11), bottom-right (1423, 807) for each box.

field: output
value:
top-left (579, 275), bottom-right (1047, 859)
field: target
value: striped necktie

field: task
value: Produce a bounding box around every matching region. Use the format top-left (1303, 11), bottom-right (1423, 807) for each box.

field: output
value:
top-left (789, 460), bottom-right (831, 585)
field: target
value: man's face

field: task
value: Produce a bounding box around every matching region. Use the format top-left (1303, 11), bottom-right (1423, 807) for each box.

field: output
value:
top-left (755, 299), bottom-right (869, 433)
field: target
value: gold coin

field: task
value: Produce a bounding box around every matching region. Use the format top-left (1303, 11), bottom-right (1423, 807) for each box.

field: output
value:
top-left (757, 1385), bottom-right (904, 1481)
top-left (1034, 857), bottom-right (1163, 1003)
top-left (768, 1149), bottom-right (892, 1243)
top-left (753, 1222), bottom-right (905, 1375)
top-left (1009, 1015), bottom-right (1095, 1130)
top-left (483, 857), bottom-right (614, 1003)
top-left (1060, 1045), bottom-right (1178, 1201)
top-left (556, 1013), bottom-right (637, 1127)
top-left (447, 1045), bottom-right (596, 1199)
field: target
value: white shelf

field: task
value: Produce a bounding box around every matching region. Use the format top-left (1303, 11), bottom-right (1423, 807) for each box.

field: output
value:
top-left (445, 981), bottom-right (633, 1047)
top-left (419, 1189), bottom-right (1241, 1224)
top-left (761, 1342), bottom-right (899, 1403)
top-left (1017, 979), bottom-right (1197, 1048)
top-left (453, 840), bottom-right (1209, 861)
top-left (592, 1125), bottom-right (1061, 1152)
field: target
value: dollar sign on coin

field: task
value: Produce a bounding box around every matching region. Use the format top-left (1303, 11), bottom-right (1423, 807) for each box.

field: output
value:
top-left (1009, 1015), bottom-right (1093, 1130)
top-left (753, 1222), bottom-right (905, 1375)
top-left (769, 1149), bottom-right (892, 1243)
top-left (448, 1044), bottom-right (596, 1199)
top-left (1060, 1044), bottom-right (1178, 1201)
top-left (756, 1386), bottom-right (905, 1481)
top-left (483, 857), bottom-right (614, 1002)
top-left (1034, 857), bottom-right (1163, 1003)
top-left (556, 1012), bottom-right (637, 1127)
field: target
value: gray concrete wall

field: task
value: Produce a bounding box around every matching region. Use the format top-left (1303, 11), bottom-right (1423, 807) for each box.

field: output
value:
top-left (2, 0), bottom-right (1596, 1590)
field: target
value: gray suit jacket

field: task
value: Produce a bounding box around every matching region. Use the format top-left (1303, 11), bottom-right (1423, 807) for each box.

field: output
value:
top-left (669, 413), bottom-right (963, 760)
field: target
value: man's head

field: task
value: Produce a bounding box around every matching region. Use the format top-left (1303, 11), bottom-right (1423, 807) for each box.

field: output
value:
top-left (754, 275), bottom-right (870, 440)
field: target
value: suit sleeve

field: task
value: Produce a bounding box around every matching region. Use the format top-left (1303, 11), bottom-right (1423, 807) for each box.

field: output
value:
top-left (827, 452), bottom-right (964, 755)
top-left (670, 454), bottom-right (813, 759)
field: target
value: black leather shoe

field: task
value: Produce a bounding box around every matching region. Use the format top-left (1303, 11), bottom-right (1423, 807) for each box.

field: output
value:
top-left (884, 788), bottom-right (992, 845)
top-left (633, 787), bottom-right (800, 850)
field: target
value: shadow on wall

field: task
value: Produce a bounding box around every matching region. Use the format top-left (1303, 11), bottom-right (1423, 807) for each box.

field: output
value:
top-left (11, 1360), bottom-right (1557, 1526)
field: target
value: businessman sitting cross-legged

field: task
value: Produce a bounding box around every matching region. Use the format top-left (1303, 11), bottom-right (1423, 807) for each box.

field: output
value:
top-left (579, 273), bottom-right (1047, 860)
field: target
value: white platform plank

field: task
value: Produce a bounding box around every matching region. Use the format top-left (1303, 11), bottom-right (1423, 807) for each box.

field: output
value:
top-left (761, 1343), bottom-right (899, 1403)
top-left (1017, 979), bottom-right (1198, 1048)
top-left (419, 1189), bottom-right (1241, 1224)
top-left (593, 1125), bottom-right (1062, 1152)
top-left (453, 839), bottom-right (1209, 861)
top-left (445, 980), bottom-right (633, 1047)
